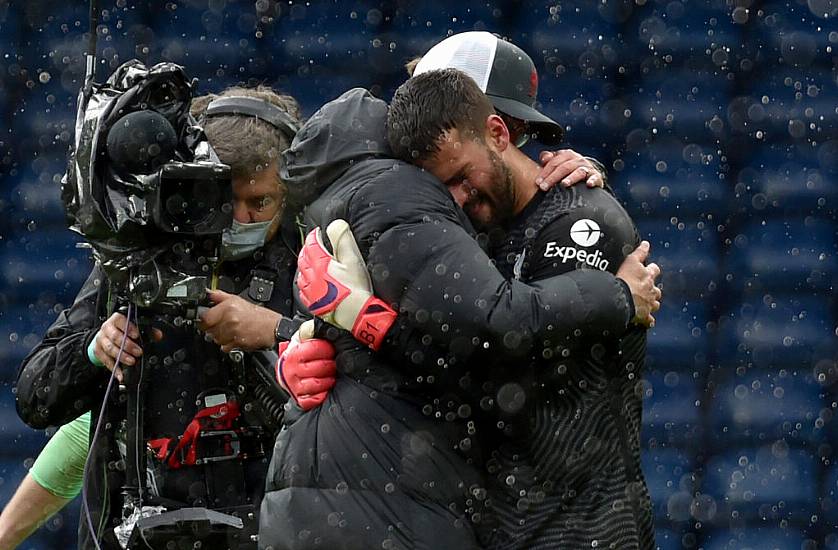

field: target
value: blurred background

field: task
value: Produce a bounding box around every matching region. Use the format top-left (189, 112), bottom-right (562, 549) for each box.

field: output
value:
top-left (0, 0), bottom-right (836, 548)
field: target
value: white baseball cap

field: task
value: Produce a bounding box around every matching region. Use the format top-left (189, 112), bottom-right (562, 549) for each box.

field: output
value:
top-left (414, 31), bottom-right (563, 145)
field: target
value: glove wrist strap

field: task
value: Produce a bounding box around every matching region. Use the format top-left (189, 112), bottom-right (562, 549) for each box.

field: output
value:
top-left (350, 296), bottom-right (396, 351)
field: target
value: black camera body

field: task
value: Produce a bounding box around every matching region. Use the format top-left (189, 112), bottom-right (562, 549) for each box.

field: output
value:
top-left (62, 60), bottom-right (233, 312)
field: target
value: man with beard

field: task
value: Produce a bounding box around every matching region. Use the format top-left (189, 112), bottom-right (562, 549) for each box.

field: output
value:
top-left (260, 69), bottom-right (660, 550)
top-left (385, 64), bottom-right (656, 549)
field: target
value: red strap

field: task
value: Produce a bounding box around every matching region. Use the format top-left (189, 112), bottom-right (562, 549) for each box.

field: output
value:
top-left (350, 296), bottom-right (396, 351)
top-left (148, 438), bottom-right (173, 462)
top-left (164, 401), bottom-right (241, 469)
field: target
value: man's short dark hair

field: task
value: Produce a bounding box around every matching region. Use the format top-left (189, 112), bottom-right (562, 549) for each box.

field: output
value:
top-left (387, 68), bottom-right (495, 164)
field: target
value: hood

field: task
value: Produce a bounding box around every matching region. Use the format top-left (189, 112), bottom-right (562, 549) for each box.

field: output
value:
top-left (281, 88), bottom-right (391, 210)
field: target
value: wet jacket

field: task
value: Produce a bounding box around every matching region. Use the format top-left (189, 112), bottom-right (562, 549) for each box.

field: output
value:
top-left (259, 89), bottom-right (636, 550)
top-left (15, 237), bottom-right (296, 550)
top-left (484, 185), bottom-right (654, 549)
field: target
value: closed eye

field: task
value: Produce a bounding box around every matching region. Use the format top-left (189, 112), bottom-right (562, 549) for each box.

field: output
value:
top-left (444, 166), bottom-right (469, 188)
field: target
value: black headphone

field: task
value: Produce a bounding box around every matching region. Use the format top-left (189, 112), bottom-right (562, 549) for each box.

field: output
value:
top-left (203, 96), bottom-right (300, 143)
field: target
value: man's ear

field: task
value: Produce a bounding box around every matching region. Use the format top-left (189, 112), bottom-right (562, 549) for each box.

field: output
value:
top-left (485, 114), bottom-right (510, 152)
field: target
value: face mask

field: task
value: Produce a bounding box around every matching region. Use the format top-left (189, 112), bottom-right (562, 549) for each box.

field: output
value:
top-left (221, 216), bottom-right (276, 260)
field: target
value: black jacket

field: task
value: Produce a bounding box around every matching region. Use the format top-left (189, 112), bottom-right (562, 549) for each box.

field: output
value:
top-left (15, 238), bottom-right (296, 550)
top-left (485, 185), bottom-right (654, 549)
top-left (259, 89), bottom-right (636, 550)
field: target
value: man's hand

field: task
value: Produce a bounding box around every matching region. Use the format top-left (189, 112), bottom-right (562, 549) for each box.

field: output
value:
top-left (93, 313), bottom-right (162, 382)
top-left (615, 241), bottom-right (662, 327)
top-left (296, 219), bottom-right (396, 351)
top-left (536, 150), bottom-right (605, 191)
top-left (276, 320), bottom-right (337, 411)
top-left (198, 290), bottom-right (280, 353)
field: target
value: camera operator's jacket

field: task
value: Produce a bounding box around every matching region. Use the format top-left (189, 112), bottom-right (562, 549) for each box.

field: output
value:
top-left (259, 89), bottom-right (636, 550)
top-left (15, 239), bottom-right (296, 550)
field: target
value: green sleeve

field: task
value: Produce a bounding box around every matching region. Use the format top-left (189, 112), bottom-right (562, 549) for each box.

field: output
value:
top-left (29, 412), bottom-right (91, 499)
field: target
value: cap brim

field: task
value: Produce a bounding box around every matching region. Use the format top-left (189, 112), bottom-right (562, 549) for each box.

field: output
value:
top-left (488, 95), bottom-right (564, 146)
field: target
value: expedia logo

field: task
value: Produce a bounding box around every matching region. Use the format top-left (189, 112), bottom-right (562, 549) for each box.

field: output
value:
top-left (543, 242), bottom-right (609, 271)
top-left (569, 219), bottom-right (602, 247)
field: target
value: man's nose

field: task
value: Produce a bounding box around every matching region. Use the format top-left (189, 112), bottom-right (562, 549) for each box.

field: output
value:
top-left (232, 201), bottom-right (251, 223)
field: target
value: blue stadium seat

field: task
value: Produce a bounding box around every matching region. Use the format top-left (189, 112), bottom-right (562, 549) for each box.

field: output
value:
top-left (632, 68), bottom-right (734, 105)
top-left (0, 304), bottom-right (60, 381)
top-left (702, 446), bottom-right (818, 524)
top-left (708, 369), bottom-right (825, 445)
top-left (821, 462), bottom-right (838, 529)
top-left (0, 2), bottom-right (21, 52)
top-left (192, 74), bottom-right (248, 97)
top-left (743, 70), bottom-right (838, 144)
top-left (1, 229), bottom-right (91, 304)
top-left (17, 524), bottom-right (76, 550)
top-left (0, 457), bottom-right (29, 507)
top-left (274, 74), bottom-right (383, 117)
top-left (641, 447), bottom-right (695, 523)
top-left (538, 73), bottom-right (623, 147)
top-left (14, 3), bottom-right (91, 43)
top-left (621, 161), bottom-right (731, 221)
top-left (627, 68), bottom-right (733, 143)
top-left (642, 370), bottom-right (702, 447)
top-left (512, 0), bottom-right (623, 70)
top-left (0, 78), bottom-right (7, 115)
top-left (725, 217), bottom-right (836, 295)
top-left (272, 1), bottom-right (392, 75)
top-left (717, 296), bottom-right (835, 368)
top-left (0, 391), bottom-right (48, 462)
top-left (655, 528), bottom-right (689, 550)
top-left (755, 1), bottom-right (836, 69)
top-left (701, 528), bottom-right (811, 550)
top-left (151, 0), bottom-right (256, 40)
top-left (636, 219), bottom-right (720, 300)
top-left (5, 158), bottom-right (70, 229)
top-left (645, 300), bottom-right (712, 373)
top-left (735, 147), bottom-right (838, 215)
top-left (390, 2), bottom-right (504, 61)
top-left (10, 82), bottom-right (76, 156)
top-left (626, 1), bottom-right (741, 60)
top-left (155, 35), bottom-right (251, 81)
top-left (631, 97), bottom-right (724, 143)
top-left (50, 11), bottom-right (150, 75)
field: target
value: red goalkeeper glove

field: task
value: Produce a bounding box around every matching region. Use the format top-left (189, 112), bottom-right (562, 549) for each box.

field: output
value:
top-left (276, 320), bottom-right (337, 411)
top-left (296, 219), bottom-right (396, 351)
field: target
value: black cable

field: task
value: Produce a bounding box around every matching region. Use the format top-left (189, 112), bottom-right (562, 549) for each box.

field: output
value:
top-left (81, 302), bottom-right (134, 550)
top-left (87, 0), bottom-right (99, 59)
top-left (131, 306), bottom-right (144, 510)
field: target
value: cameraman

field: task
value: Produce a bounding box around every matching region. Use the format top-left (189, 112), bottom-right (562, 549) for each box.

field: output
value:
top-left (15, 85), bottom-right (303, 550)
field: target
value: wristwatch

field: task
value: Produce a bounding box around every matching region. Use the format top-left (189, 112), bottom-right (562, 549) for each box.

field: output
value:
top-left (274, 316), bottom-right (303, 343)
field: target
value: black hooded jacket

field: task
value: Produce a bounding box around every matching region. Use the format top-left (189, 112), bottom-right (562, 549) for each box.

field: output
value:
top-left (15, 237), bottom-right (296, 550)
top-left (259, 89), bottom-right (636, 550)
